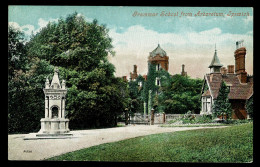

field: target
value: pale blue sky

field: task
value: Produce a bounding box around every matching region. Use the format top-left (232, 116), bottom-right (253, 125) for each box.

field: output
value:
top-left (8, 6), bottom-right (253, 78)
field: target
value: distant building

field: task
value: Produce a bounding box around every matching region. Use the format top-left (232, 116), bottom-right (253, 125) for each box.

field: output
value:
top-left (201, 45), bottom-right (253, 119)
top-left (130, 65), bottom-right (138, 81)
top-left (181, 64), bottom-right (187, 77)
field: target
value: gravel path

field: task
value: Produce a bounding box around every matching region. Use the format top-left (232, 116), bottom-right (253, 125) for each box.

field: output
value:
top-left (8, 125), bottom-right (227, 160)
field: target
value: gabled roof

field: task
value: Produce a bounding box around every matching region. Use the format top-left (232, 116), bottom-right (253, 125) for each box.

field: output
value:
top-left (208, 49), bottom-right (223, 68)
top-left (150, 44), bottom-right (167, 57)
top-left (204, 73), bottom-right (253, 100)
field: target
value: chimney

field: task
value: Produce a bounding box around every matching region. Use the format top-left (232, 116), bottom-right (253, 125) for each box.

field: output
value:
top-left (238, 72), bottom-right (247, 83)
top-left (234, 47), bottom-right (246, 74)
top-left (182, 64), bottom-right (185, 73)
top-left (143, 75), bottom-right (147, 81)
top-left (234, 45), bottom-right (247, 83)
top-left (210, 74), bottom-right (213, 82)
top-left (122, 76), bottom-right (127, 82)
top-left (134, 65), bottom-right (137, 73)
top-left (227, 65), bottom-right (234, 74)
top-left (130, 72), bottom-right (133, 81)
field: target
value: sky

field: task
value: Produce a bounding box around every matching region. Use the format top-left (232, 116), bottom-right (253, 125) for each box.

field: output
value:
top-left (8, 6), bottom-right (253, 79)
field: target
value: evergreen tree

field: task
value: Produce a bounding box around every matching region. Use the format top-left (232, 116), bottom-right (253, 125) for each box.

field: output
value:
top-left (212, 81), bottom-right (232, 120)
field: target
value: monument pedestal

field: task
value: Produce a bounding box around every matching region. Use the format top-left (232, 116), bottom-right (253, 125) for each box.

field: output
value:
top-left (37, 118), bottom-right (70, 136)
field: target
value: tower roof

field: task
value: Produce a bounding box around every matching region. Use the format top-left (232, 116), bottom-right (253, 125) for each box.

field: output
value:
top-left (208, 48), bottom-right (223, 68)
top-left (150, 44), bottom-right (167, 57)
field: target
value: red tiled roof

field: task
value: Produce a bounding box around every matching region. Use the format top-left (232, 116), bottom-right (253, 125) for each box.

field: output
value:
top-left (205, 73), bottom-right (253, 100)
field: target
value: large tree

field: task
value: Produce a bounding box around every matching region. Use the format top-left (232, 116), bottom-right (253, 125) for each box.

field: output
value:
top-left (27, 13), bottom-right (128, 129)
top-left (158, 74), bottom-right (203, 114)
top-left (9, 13), bottom-right (128, 132)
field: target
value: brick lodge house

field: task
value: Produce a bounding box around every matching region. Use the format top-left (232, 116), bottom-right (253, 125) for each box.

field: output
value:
top-left (200, 45), bottom-right (253, 119)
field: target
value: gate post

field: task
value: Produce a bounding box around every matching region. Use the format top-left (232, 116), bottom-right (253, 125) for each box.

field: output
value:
top-left (163, 112), bottom-right (166, 124)
top-left (151, 108), bottom-right (155, 125)
top-left (125, 108), bottom-right (129, 125)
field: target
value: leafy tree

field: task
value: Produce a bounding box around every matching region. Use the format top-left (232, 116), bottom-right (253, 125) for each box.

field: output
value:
top-left (158, 74), bottom-right (203, 114)
top-left (26, 12), bottom-right (126, 129)
top-left (8, 26), bottom-right (28, 80)
top-left (8, 25), bottom-right (54, 133)
top-left (212, 81), bottom-right (232, 120)
top-left (128, 75), bottom-right (145, 114)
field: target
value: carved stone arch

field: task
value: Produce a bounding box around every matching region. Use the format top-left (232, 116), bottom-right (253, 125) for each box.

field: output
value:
top-left (50, 105), bottom-right (60, 118)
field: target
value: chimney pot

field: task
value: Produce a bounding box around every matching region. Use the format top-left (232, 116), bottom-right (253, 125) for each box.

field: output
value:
top-left (227, 65), bottom-right (234, 74)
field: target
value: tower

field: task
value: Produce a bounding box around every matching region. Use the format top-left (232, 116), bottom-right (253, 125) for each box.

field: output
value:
top-left (148, 44), bottom-right (169, 71)
top-left (208, 46), bottom-right (223, 73)
top-left (37, 67), bottom-right (70, 135)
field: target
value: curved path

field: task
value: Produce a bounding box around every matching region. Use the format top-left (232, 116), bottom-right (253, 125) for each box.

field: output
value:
top-left (8, 125), bottom-right (227, 160)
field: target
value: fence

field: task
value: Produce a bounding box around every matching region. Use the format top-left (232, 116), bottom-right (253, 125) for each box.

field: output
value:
top-left (124, 113), bottom-right (201, 125)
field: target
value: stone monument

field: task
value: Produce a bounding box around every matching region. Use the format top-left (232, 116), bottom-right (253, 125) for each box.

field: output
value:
top-left (36, 67), bottom-right (71, 137)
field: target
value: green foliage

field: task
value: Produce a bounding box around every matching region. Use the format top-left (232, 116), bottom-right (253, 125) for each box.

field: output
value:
top-left (128, 75), bottom-right (145, 114)
top-left (8, 13), bottom-right (129, 132)
top-left (8, 26), bottom-right (28, 80)
top-left (212, 81), bottom-right (232, 120)
top-left (246, 95), bottom-right (253, 119)
top-left (141, 64), bottom-right (172, 113)
top-left (8, 58), bottom-right (54, 133)
top-left (159, 74), bottom-right (203, 114)
top-left (142, 63), bottom-right (157, 103)
top-left (48, 123), bottom-right (253, 163)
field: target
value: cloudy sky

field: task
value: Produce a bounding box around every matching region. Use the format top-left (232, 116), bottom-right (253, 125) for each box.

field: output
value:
top-left (8, 6), bottom-right (253, 79)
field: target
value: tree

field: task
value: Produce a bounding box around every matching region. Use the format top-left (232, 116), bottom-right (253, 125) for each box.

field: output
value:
top-left (212, 81), bottom-right (232, 120)
top-left (26, 12), bottom-right (126, 129)
top-left (128, 75), bottom-right (145, 114)
top-left (8, 26), bottom-right (28, 80)
top-left (8, 25), bottom-right (55, 133)
top-left (158, 74), bottom-right (203, 114)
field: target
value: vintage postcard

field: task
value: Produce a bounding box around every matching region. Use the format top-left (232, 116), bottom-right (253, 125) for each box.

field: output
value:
top-left (8, 6), bottom-right (253, 162)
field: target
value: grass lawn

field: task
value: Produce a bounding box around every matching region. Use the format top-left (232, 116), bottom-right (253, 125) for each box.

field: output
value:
top-left (47, 123), bottom-right (253, 162)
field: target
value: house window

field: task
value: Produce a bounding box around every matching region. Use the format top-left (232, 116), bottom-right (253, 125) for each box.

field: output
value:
top-left (156, 64), bottom-right (161, 71)
top-left (155, 77), bottom-right (160, 86)
top-left (138, 81), bottom-right (142, 87)
top-left (203, 97), bottom-right (211, 113)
